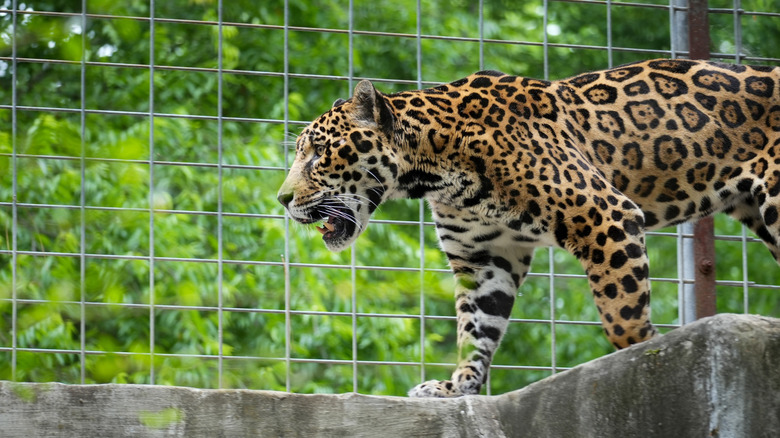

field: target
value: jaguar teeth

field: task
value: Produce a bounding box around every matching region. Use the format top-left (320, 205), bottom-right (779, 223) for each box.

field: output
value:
top-left (317, 219), bottom-right (336, 235)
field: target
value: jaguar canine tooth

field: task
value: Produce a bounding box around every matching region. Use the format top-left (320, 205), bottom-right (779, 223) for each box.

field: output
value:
top-left (316, 218), bottom-right (336, 235)
top-left (323, 221), bottom-right (336, 232)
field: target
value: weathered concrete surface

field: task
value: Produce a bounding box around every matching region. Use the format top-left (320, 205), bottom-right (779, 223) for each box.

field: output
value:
top-left (1, 314), bottom-right (778, 437)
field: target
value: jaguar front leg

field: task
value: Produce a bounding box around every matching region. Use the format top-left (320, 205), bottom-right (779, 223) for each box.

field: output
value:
top-left (408, 242), bottom-right (533, 398)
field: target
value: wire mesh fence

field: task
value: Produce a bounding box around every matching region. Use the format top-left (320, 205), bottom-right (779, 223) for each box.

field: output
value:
top-left (0, 0), bottom-right (778, 396)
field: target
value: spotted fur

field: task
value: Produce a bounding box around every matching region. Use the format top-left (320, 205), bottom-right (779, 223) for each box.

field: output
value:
top-left (277, 59), bottom-right (779, 397)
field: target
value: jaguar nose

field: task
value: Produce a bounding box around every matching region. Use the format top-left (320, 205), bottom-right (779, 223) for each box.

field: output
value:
top-left (278, 192), bottom-right (294, 208)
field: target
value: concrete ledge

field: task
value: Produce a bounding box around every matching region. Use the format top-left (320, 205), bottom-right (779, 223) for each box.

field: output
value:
top-left (1, 314), bottom-right (778, 437)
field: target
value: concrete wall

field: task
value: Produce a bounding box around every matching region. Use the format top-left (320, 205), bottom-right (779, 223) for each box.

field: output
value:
top-left (1, 314), bottom-right (778, 437)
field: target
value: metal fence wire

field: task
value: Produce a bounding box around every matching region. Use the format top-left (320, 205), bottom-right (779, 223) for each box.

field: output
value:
top-left (0, 0), bottom-right (778, 396)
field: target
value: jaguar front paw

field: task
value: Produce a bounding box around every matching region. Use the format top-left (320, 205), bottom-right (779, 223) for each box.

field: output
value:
top-left (408, 379), bottom-right (464, 398)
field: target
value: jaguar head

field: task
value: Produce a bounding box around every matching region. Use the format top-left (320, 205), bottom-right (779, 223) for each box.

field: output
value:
top-left (277, 80), bottom-right (399, 252)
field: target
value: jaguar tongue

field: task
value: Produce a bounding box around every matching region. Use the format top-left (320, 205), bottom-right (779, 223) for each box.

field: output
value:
top-left (317, 217), bottom-right (336, 235)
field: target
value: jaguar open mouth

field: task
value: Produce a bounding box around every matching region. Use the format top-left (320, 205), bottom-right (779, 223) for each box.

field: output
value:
top-left (316, 215), bottom-right (347, 241)
top-left (284, 199), bottom-right (361, 251)
top-left (304, 206), bottom-right (358, 248)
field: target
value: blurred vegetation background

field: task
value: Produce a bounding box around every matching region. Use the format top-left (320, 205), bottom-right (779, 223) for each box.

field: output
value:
top-left (0, 0), bottom-right (778, 395)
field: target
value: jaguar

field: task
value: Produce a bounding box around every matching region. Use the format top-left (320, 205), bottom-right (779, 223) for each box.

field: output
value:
top-left (277, 59), bottom-right (779, 397)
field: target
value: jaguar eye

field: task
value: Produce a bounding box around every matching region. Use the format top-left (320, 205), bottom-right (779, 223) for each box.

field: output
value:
top-left (315, 145), bottom-right (326, 156)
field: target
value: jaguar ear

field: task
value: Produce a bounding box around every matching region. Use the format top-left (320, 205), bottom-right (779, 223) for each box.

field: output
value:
top-left (332, 98), bottom-right (347, 108)
top-left (353, 80), bottom-right (380, 122)
top-left (353, 80), bottom-right (395, 137)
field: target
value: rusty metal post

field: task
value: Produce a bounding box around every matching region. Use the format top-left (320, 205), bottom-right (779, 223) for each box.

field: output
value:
top-left (688, 0), bottom-right (711, 60)
top-left (693, 218), bottom-right (717, 317)
top-left (688, 0), bottom-right (717, 318)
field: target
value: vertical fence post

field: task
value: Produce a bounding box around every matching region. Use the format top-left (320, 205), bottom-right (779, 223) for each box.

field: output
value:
top-left (688, 0), bottom-right (711, 60)
top-left (10, 0), bottom-right (18, 382)
top-left (693, 219), bottom-right (717, 317)
top-left (148, 0), bottom-right (157, 384)
top-left (676, 0), bottom-right (716, 323)
top-left (672, 0), bottom-right (696, 325)
top-left (688, 0), bottom-right (717, 319)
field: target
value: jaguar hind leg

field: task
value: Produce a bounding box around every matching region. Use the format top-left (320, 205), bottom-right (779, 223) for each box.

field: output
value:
top-left (727, 189), bottom-right (780, 264)
top-left (569, 205), bottom-right (658, 349)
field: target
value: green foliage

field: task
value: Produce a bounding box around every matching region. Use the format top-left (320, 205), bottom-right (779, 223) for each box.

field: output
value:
top-left (0, 0), bottom-right (777, 396)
